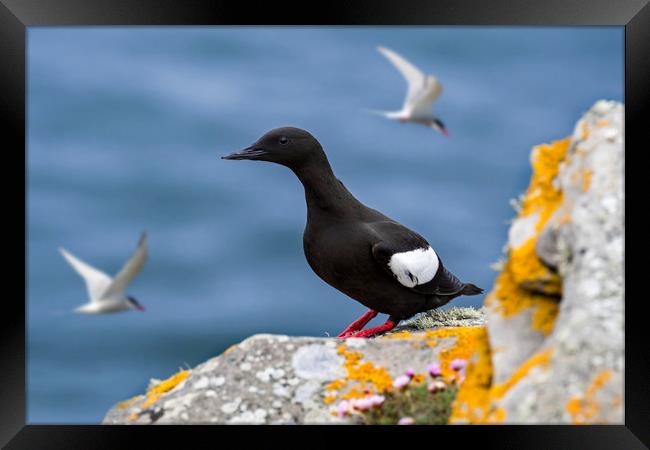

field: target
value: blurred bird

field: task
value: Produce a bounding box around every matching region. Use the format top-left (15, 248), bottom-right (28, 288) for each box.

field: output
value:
top-left (60, 232), bottom-right (148, 314)
top-left (371, 46), bottom-right (448, 136)
top-left (222, 128), bottom-right (482, 338)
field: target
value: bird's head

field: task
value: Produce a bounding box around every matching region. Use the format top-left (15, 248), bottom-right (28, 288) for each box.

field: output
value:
top-left (222, 127), bottom-right (327, 170)
top-left (127, 296), bottom-right (145, 312)
top-left (431, 118), bottom-right (449, 137)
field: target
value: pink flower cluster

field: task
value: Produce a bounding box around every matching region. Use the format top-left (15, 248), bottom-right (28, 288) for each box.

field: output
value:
top-left (449, 358), bottom-right (467, 384)
top-left (337, 395), bottom-right (385, 417)
top-left (427, 363), bottom-right (442, 378)
top-left (397, 417), bottom-right (415, 425)
top-left (427, 361), bottom-right (449, 392)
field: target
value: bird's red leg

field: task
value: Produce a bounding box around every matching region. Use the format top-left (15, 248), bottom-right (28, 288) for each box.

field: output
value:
top-left (337, 309), bottom-right (378, 338)
top-left (350, 318), bottom-right (397, 339)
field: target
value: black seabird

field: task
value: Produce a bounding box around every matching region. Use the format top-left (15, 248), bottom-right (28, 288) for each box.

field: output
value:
top-left (222, 127), bottom-right (483, 338)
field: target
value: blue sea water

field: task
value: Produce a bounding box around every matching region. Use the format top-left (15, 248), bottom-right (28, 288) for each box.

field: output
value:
top-left (26, 27), bottom-right (623, 423)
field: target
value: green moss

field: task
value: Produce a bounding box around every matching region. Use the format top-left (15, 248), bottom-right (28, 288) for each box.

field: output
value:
top-left (362, 383), bottom-right (459, 425)
top-left (391, 307), bottom-right (484, 333)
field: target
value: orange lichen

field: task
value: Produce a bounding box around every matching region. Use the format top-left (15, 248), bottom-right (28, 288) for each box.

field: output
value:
top-left (412, 374), bottom-right (426, 384)
top-left (141, 370), bottom-right (190, 408)
top-left (326, 344), bottom-right (394, 404)
top-left (565, 370), bottom-right (613, 424)
top-left (452, 137), bottom-right (583, 424)
top-left (422, 327), bottom-right (485, 382)
top-left (451, 335), bottom-right (553, 424)
top-left (128, 412), bottom-right (139, 421)
top-left (490, 349), bottom-right (552, 399)
top-left (383, 330), bottom-right (414, 340)
top-left (449, 327), bottom-right (494, 423)
top-left (521, 138), bottom-right (570, 223)
top-left (325, 378), bottom-right (347, 391)
top-left (486, 264), bottom-right (559, 336)
top-left (484, 137), bottom-right (569, 336)
top-left (580, 121), bottom-right (590, 140)
top-left (595, 119), bottom-right (609, 127)
top-left (117, 395), bottom-right (142, 410)
top-left (326, 326), bottom-right (486, 406)
top-left (581, 169), bottom-right (593, 192)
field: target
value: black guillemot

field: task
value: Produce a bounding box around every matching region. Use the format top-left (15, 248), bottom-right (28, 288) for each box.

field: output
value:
top-left (222, 127), bottom-right (483, 338)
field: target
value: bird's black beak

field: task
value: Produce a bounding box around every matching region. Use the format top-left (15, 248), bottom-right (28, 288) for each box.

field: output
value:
top-left (221, 145), bottom-right (267, 160)
top-left (127, 296), bottom-right (145, 312)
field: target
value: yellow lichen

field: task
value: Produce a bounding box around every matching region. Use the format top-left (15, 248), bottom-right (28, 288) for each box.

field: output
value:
top-left (581, 169), bottom-right (593, 192)
top-left (449, 327), bottom-right (494, 423)
top-left (141, 370), bottom-right (190, 408)
top-left (412, 374), bottom-right (426, 384)
top-left (383, 330), bottom-right (413, 340)
top-left (451, 137), bottom-right (580, 424)
top-left (326, 344), bottom-right (394, 404)
top-left (128, 412), bottom-right (139, 421)
top-left (116, 395), bottom-right (142, 410)
top-left (325, 326), bottom-right (486, 406)
top-left (595, 119), bottom-right (609, 127)
top-left (383, 326), bottom-right (486, 383)
top-left (580, 121), bottom-right (590, 140)
top-left (565, 370), bottom-right (613, 424)
top-left (490, 349), bottom-right (552, 399)
top-left (508, 137), bottom-right (569, 296)
top-left (486, 264), bottom-right (559, 336)
top-left (325, 378), bottom-right (347, 391)
top-left (485, 137), bottom-right (569, 336)
top-left (422, 327), bottom-right (485, 383)
top-left (450, 334), bottom-right (553, 424)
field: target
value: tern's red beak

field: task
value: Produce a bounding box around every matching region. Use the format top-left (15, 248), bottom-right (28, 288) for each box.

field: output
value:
top-left (136, 304), bottom-right (145, 312)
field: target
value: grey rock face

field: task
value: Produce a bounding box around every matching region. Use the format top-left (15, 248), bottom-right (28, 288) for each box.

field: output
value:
top-left (487, 100), bottom-right (624, 423)
top-left (103, 309), bottom-right (483, 425)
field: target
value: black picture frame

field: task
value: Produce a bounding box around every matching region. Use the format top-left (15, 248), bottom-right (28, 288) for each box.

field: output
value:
top-left (3, 0), bottom-right (646, 448)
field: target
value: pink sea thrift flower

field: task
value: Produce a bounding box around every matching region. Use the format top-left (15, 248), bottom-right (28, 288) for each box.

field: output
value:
top-left (393, 375), bottom-right (411, 390)
top-left (351, 397), bottom-right (374, 412)
top-left (337, 400), bottom-right (350, 417)
top-left (405, 368), bottom-right (415, 379)
top-left (369, 395), bottom-right (385, 408)
top-left (428, 380), bottom-right (447, 393)
top-left (428, 363), bottom-right (442, 378)
top-left (450, 359), bottom-right (467, 371)
top-left (397, 417), bottom-right (415, 425)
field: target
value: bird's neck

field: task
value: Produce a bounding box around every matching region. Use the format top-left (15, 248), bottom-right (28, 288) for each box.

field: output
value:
top-left (291, 161), bottom-right (362, 221)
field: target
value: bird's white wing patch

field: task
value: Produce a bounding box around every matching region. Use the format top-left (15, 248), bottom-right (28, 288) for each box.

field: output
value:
top-left (59, 248), bottom-right (113, 302)
top-left (388, 246), bottom-right (439, 288)
top-left (102, 232), bottom-right (148, 298)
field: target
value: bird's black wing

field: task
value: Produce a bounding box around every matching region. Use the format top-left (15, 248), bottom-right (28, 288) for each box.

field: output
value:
top-left (369, 221), bottom-right (468, 296)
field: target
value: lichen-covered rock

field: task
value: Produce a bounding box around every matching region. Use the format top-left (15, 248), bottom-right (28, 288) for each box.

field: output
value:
top-left (452, 100), bottom-right (624, 424)
top-left (103, 308), bottom-right (484, 424)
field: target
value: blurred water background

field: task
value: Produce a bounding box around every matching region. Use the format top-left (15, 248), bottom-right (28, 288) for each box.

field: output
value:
top-left (27, 27), bottom-right (623, 423)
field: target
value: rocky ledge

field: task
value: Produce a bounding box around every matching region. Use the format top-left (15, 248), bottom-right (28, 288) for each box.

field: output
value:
top-left (103, 307), bottom-right (485, 424)
top-left (104, 100), bottom-right (623, 425)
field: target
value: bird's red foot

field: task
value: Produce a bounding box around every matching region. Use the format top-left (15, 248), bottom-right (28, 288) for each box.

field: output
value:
top-left (337, 309), bottom-right (378, 338)
top-left (349, 319), bottom-right (397, 339)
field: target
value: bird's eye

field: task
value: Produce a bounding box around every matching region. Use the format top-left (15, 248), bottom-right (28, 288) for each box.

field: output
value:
top-left (279, 136), bottom-right (289, 145)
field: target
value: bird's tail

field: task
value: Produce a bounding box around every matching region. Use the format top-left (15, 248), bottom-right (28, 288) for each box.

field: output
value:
top-left (461, 283), bottom-right (484, 296)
